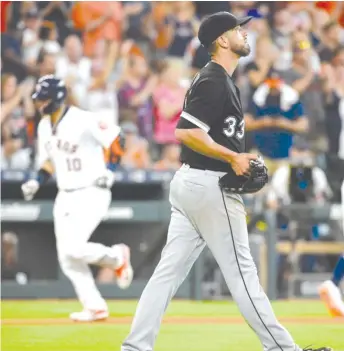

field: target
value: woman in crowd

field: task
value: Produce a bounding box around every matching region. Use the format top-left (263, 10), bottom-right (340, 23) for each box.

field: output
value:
top-left (152, 58), bottom-right (186, 155)
top-left (1, 74), bottom-right (35, 169)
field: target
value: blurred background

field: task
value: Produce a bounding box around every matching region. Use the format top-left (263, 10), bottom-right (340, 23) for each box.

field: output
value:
top-left (1, 0), bottom-right (344, 301)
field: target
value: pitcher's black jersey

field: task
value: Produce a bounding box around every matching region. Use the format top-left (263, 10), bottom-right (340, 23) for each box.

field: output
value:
top-left (177, 61), bottom-right (246, 174)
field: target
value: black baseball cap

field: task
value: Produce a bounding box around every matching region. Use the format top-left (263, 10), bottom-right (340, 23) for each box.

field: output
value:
top-left (198, 12), bottom-right (253, 49)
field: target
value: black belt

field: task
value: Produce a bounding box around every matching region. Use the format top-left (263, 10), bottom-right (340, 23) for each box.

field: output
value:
top-left (184, 164), bottom-right (206, 171)
top-left (183, 163), bottom-right (227, 172)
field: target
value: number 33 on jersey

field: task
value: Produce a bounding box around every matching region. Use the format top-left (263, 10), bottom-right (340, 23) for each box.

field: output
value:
top-left (37, 106), bottom-right (121, 191)
top-left (223, 117), bottom-right (245, 139)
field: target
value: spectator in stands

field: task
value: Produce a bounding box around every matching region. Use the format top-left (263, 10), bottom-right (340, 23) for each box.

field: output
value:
top-left (339, 4), bottom-right (344, 29)
top-left (241, 36), bottom-right (279, 149)
top-left (123, 2), bottom-right (152, 45)
top-left (72, 1), bottom-right (123, 85)
top-left (120, 121), bottom-right (151, 169)
top-left (55, 34), bottom-right (92, 108)
top-left (85, 56), bottom-right (119, 125)
top-left (149, 2), bottom-right (173, 57)
top-left (1, 0), bottom-right (343, 183)
top-left (318, 20), bottom-right (343, 63)
top-left (38, 21), bottom-right (61, 55)
top-left (37, 50), bottom-right (56, 77)
top-left (267, 137), bottom-right (332, 209)
top-left (229, 1), bottom-right (256, 18)
top-left (21, 8), bottom-right (42, 66)
top-left (311, 3), bottom-right (333, 34)
top-left (277, 37), bottom-right (325, 150)
top-left (79, 38), bottom-right (119, 123)
top-left (117, 46), bottom-right (157, 140)
top-left (88, 38), bottom-right (110, 82)
top-left (245, 73), bottom-right (308, 174)
top-left (1, 231), bottom-right (29, 284)
top-left (152, 58), bottom-right (186, 152)
top-left (17, 2), bottom-right (38, 27)
top-left (286, 3), bottom-right (329, 50)
top-left (271, 9), bottom-right (294, 71)
top-left (267, 136), bottom-right (334, 288)
top-left (243, 36), bottom-right (279, 106)
top-left (323, 53), bottom-right (344, 160)
top-left (1, 23), bottom-right (38, 81)
top-left (322, 58), bottom-right (344, 202)
top-left (194, 1), bottom-right (230, 18)
top-left (36, 1), bottom-right (73, 45)
top-left (165, 2), bottom-right (199, 59)
top-left (153, 143), bottom-right (181, 171)
top-left (183, 36), bottom-right (209, 77)
top-left (1, 74), bottom-right (35, 170)
top-left (332, 45), bottom-right (344, 69)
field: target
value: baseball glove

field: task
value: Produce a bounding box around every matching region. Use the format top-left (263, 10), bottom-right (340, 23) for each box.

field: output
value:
top-left (219, 156), bottom-right (268, 194)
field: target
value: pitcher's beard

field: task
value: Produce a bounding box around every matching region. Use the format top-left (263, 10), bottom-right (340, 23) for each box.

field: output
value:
top-left (233, 43), bottom-right (251, 57)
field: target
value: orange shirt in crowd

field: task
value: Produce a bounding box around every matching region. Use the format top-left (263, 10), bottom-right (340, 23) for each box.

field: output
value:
top-left (151, 2), bottom-right (172, 50)
top-left (72, 2), bottom-right (123, 57)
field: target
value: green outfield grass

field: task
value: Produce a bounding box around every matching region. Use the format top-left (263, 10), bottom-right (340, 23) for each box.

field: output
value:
top-left (1, 299), bottom-right (343, 351)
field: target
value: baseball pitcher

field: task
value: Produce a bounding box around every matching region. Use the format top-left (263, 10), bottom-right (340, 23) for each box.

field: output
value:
top-left (121, 12), bottom-right (332, 351)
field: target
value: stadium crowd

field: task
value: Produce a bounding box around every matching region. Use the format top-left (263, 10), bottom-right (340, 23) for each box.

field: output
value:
top-left (1, 1), bottom-right (344, 296)
top-left (1, 1), bottom-right (344, 196)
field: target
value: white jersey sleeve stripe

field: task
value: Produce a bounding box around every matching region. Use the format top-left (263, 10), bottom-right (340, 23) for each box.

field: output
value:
top-left (180, 111), bottom-right (210, 133)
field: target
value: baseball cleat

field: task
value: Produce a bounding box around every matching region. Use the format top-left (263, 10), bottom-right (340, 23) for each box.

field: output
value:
top-left (70, 309), bottom-right (109, 322)
top-left (114, 244), bottom-right (134, 289)
top-left (318, 280), bottom-right (344, 317)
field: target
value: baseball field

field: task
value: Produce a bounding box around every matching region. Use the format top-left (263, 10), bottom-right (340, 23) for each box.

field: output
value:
top-left (1, 299), bottom-right (343, 351)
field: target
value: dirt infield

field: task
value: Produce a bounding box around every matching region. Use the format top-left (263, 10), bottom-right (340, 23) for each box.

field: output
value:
top-left (2, 316), bottom-right (343, 326)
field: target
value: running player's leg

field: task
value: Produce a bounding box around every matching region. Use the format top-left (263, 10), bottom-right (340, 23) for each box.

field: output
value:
top-left (331, 181), bottom-right (344, 287)
top-left (54, 187), bottom-right (125, 314)
top-left (334, 181), bottom-right (344, 287)
top-left (318, 253), bottom-right (344, 316)
top-left (181, 169), bottom-right (300, 351)
top-left (331, 254), bottom-right (344, 287)
top-left (121, 177), bottom-right (205, 351)
top-left (59, 188), bottom-right (126, 268)
top-left (318, 180), bottom-right (344, 316)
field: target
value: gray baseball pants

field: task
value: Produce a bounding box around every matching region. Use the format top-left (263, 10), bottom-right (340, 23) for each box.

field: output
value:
top-left (121, 164), bottom-right (301, 351)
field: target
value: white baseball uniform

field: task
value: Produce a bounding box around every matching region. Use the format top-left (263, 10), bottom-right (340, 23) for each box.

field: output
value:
top-left (37, 106), bottom-right (122, 310)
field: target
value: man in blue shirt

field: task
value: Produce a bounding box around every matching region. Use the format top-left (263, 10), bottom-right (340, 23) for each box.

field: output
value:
top-left (245, 75), bottom-right (309, 173)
